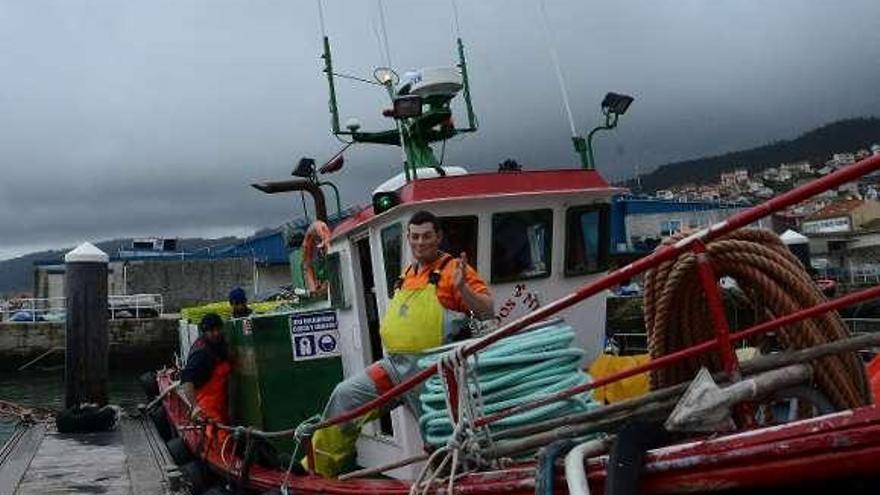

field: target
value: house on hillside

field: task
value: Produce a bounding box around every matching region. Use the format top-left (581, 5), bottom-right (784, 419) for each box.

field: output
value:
top-left (802, 199), bottom-right (880, 282)
top-left (829, 153), bottom-right (856, 168)
top-left (780, 161), bottom-right (812, 174)
top-left (802, 199), bottom-right (880, 235)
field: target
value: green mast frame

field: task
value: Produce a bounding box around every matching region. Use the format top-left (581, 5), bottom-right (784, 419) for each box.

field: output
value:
top-left (320, 36), bottom-right (478, 181)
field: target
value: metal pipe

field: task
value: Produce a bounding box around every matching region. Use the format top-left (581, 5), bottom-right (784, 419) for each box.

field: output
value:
top-left (564, 438), bottom-right (614, 495)
top-left (251, 179), bottom-right (328, 222)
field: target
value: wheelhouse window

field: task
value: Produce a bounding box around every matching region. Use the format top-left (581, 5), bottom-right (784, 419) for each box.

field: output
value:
top-left (439, 216), bottom-right (478, 268)
top-left (380, 223), bottom-right (403, 297)
top-left (326, 251), bottom-right (347, 308)
top-left (491, 209), bottom-right (553, 283)
top-left (565, 205), bottom-right (610, 276)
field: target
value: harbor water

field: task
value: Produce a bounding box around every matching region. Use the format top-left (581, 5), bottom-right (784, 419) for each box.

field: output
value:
top-left (0, 369), bottom-right (147, 447)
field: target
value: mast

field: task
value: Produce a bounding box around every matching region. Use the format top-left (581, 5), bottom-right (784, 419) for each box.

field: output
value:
top-left (318, 34), bottom-right (478, 182)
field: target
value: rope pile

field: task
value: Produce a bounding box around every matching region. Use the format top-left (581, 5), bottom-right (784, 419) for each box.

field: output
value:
top-left (417, 319), bottom-right (599, 448)
top-left (0, 399), bottom-right (53, 423)
top-left (645, 228), bottom-right (870, 410)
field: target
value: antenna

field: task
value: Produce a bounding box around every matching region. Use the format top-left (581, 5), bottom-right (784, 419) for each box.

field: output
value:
top-left (450, 0), bottom-right (477, 131)
top-left (450, 0), bottom-right (463, 38)
top-left (376, 0), bottom-right (393, 68)
top-left (316, 0), bottom-right (326, 38)
top-left (537, 0), bottom-right (577, 138)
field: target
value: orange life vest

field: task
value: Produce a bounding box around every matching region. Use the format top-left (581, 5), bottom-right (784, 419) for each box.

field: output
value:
top-left (191, 338), bottom-right (231, 424)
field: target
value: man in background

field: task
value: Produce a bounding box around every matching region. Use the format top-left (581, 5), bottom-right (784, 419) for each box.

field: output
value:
top-left (229, 287), bottom-right (252, 318)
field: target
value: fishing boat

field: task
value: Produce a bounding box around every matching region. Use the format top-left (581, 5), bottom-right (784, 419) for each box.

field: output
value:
top-left (149, 5), bottom-right (880, 494)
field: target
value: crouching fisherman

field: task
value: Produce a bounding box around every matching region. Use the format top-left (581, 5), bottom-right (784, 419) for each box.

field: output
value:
top-left (181, 313), bottom-right (231, 440)
top-left (309, 210), bottom-right (495, 477)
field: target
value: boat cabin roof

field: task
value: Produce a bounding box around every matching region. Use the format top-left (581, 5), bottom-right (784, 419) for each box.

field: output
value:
top-left (332, 168), bottom-right (622, 239)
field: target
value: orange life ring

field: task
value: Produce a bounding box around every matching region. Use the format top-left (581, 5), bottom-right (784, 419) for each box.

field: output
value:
top-left (302, 220), bottom-right (332, 294)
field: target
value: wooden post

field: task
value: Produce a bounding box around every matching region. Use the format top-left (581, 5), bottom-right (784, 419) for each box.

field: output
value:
top-left (64, 242), bottom-right (109, 409)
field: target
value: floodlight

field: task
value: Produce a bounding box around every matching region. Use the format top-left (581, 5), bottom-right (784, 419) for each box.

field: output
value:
top-left (373, 67), bottom-right (399, 86)
top-left (292, 157), bottom-right (316, 178)
top-left (601, 92), bottom-right (635, 115)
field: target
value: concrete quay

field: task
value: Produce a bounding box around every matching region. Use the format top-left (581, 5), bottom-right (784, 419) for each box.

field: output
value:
top-left (0, 317), bottom-right (178, 371)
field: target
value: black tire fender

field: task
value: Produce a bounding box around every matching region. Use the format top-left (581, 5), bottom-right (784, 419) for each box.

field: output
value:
top-left (149, 406), bottom-right (173, 441)
top-left (166, 437), bottom-right (192, 466)
top-left (180, 461), bottom-right (210, 495)
top-left (138, 371), bottom-right (160, 399)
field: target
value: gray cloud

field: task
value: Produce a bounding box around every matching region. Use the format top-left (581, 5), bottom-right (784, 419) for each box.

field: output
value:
top-left (2, 0), bottom-right (880, 258)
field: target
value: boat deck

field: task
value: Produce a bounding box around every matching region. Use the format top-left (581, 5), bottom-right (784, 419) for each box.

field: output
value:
top-left (0, 417), bottom-right (181, 495)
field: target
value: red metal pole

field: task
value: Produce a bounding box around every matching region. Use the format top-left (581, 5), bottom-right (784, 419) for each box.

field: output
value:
top-left (442, 362), bottom-right (461, 423)
top-left (692, 240), bottom-right (754, 427)
top-left (692, 241), bottom-right (739, 377)
top-left (728, 284), bottom-right (880, 342)
top-left (306, 436), bottom-right (316, 473)
top-left (317, 154), bottom-right (880, 431)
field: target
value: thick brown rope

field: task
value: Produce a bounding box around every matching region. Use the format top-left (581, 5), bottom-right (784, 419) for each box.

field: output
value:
top-left (644, 228), bottom-right (870, 410)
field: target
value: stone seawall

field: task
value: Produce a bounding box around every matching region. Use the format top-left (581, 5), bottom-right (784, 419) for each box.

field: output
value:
top-left (0, 317), bottom-right (178, 371)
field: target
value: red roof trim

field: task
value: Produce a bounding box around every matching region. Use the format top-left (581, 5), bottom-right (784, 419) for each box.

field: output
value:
top-left (331, 169), bottom-right (616, 240)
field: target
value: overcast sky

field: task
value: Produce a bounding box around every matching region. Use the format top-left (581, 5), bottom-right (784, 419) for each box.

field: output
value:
top-left (1, 0), bottom-right (879, 260)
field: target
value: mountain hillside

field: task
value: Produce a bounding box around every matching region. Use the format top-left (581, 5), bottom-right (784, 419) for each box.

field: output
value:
top-left (0, 237), bottom-right (240, 296)
top-left (626, 117), bottom-right (880, 192)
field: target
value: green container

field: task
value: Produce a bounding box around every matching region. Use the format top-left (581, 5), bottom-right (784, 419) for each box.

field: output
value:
top-left (226, 308), bottom-right (343, 454)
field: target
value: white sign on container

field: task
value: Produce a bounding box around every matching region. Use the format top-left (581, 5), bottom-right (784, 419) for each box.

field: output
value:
top-left (289, 310), bottom-right (341, 361)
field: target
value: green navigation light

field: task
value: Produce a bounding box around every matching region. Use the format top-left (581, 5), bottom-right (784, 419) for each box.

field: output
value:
top-left (372, 191), bottom-right (399, 214)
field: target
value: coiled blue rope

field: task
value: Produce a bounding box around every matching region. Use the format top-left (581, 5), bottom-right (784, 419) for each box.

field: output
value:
top-left (417, 320), bottom-right (599, 447)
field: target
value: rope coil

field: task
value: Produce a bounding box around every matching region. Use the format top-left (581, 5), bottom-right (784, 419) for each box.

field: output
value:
top-left (417, 320), bottom-right (599, 447)
top-left (645, 228), bottom-right (870, 410)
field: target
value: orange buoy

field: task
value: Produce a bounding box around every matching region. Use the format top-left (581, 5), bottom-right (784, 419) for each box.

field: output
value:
top-left (302, 220), bottom-right (332, 294)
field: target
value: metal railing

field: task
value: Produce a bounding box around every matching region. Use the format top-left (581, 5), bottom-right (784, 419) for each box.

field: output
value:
top-left (0, 294), bottom-right (164, 322)
top-left (0, 297), bottom-right (65, 322)
top-left (108, 293), bottom-right (164, 319)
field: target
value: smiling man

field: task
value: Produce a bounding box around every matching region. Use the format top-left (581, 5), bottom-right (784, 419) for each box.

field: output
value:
top-left (307, 210), bottom-right (494, 477)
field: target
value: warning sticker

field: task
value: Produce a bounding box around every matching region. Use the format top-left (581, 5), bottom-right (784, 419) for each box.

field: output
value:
top-left (289, 310), bottom-right (341, 361)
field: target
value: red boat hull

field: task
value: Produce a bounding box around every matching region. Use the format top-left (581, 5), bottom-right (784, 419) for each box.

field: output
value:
top-left (158, 370), bottom-right (880, 494)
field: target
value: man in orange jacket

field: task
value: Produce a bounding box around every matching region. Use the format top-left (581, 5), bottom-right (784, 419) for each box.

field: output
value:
top-left (181, 313), bottom-right (231, 427)
top-left (309, 210), bottom-right (495, 476)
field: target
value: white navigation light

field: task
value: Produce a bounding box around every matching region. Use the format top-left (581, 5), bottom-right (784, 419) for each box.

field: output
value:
top-left (373, 67), bottom-right (399, 86)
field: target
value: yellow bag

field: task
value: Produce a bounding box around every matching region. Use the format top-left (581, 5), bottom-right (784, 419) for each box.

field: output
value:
top-left (588, 354), bottom-right (651, 404)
